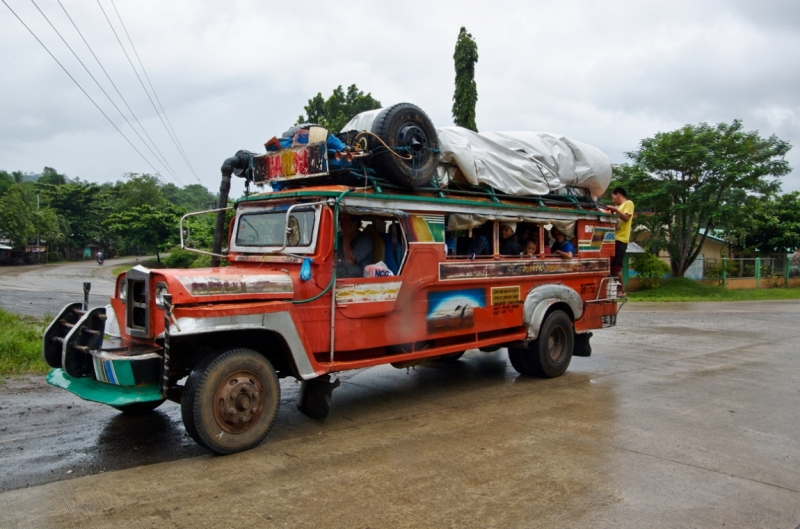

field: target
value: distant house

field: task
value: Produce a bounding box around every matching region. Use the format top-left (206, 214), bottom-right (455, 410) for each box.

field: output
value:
top-left (679, 229), bottom-right (730, 280)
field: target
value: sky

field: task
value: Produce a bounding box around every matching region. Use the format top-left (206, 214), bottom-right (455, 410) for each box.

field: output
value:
top-left (2, 0), bottom-right (799, 200)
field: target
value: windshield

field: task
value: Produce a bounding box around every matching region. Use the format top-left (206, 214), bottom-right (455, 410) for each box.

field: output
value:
top-left (235, 209), bottom-right (316, 248)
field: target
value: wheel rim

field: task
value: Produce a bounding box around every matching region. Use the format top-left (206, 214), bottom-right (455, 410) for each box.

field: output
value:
top-left (546, 327), bottom-right (567, 363)
top-left (213, 370), bottom-right (266, 434)
top-left (397, 121), bottom-right (430, 164)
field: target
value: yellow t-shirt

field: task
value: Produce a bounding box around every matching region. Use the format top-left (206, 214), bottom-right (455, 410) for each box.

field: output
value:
top-left (615, 200), bottom-right (635, 243)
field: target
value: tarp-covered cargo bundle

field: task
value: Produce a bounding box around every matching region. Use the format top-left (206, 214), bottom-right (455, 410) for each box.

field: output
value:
top-left (341, 109), bottom-right (612, 198)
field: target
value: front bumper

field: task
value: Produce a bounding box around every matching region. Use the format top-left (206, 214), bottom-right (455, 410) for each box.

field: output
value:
top-left (47, 369), bottom-right (163, 406)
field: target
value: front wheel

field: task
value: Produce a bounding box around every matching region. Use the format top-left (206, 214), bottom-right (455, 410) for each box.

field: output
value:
top-left (508, 310), bottom-right (574, 378)
top-left (181, 348), bottom-right (280, 455)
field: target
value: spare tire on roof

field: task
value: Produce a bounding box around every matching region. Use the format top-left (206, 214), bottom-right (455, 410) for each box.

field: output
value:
top-left (369, 103), bottom-right (439, 188)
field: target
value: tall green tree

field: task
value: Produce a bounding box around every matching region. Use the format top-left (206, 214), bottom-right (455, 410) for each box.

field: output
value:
top-left (452, 26), bottom-right (479, 132)
top-left (614, 120), bottom-right (791, 276)
top-left (296, 84), bottom-right (381, 133)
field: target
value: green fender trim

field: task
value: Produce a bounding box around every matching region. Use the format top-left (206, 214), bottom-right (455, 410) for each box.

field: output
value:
top-left (46, 369), bottom-right (163, 406)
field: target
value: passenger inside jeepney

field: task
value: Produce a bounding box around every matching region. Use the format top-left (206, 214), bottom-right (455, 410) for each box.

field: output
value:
top-left (517, 222), bottom-right (548, 258)
top-left (499, 221), bottom-right (521, 255)
top-left (550, 227), bottom-right (575, 259)
top-left (467, 223), bottom-right (493, 257)
top-left (337, 213), bottom-right (373, 277)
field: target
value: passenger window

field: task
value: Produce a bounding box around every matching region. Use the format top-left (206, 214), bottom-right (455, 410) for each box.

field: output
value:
top-left (447, 221), bottom-right (494, 259)
top-left (517, 222), bottom-right (549, 257)
top-left (336, 215), bottom-right (406, 278)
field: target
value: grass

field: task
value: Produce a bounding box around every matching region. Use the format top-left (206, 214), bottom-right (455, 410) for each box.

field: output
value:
top-left (0, 308), bottom-right (48, 377)
top-left (628, 277), bottom-right (800, 302)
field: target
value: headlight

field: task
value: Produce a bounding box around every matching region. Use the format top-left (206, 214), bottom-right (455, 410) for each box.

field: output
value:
top-left (154, 283), bottom-right (169, 309)
top-left (119, 278), bottom-right (128, 302)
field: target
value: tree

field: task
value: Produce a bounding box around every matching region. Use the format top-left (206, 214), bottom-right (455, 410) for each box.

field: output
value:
top-left (38, 182), bottom-right (111, 259)
top-left (104, 203), bottom-right (183, 263)
top-left (0, 184), bottom-right (61, 250)
top-left (110, 173), bottom-right (166, 210)
top-left (296, 84), bottom-right (381, 133)
top-left (452, 26), bottom-right (479, 132)
top-left (39, 167), bottom-right (67, 186)
top-left (614, 120), bottom-right (791, 276)
top-left (162, 183), bottom-right (217, 212)
top-left (740, 192), bottom-right (800, 254)
top-left (0, 171), bottom-right (13, 196)
top-left (0, 185), bottom-right (37, 248)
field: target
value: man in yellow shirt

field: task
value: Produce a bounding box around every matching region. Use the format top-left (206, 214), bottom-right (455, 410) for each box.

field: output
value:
top-left (606, 187), bottom-right (634, 297)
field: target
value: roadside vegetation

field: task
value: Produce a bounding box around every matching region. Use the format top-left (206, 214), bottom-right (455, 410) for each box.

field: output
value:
top-left (628, 277), bottom-right (800, 302)
top-left (0, 308), bottom-right (47, 377)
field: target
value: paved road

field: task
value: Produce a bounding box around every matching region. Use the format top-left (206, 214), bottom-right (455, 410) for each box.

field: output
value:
top-left (0, 258), bottom-right (147, 317)
top-left (1, 290), bottom-right (799, 527)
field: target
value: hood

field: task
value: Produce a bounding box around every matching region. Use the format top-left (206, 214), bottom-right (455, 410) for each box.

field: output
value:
top-left (155, 267), bottom-right (294, 305)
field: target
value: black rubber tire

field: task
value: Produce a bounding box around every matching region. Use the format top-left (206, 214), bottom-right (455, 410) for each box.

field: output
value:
top-left (112, 399), bottom-right (165, 415)
top-left (508, 310), bottom-right (574, 378)
top-left (370, 102), bottom-right (439, 188)
top-left (181, 348), bottom-right (280, 455)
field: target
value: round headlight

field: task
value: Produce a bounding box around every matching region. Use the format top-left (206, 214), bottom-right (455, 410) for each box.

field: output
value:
top-left (119, 279), bottom-right (128, 302)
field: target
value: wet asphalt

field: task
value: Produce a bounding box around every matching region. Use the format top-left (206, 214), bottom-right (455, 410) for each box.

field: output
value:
top-left (1, 262), bottom-right (799, 527)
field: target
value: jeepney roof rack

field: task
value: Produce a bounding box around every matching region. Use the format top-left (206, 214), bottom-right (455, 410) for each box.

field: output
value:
top-left (262, 167), bottom-right (604, 212)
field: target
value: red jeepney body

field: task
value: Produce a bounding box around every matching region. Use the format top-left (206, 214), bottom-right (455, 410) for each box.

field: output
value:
top-left (101, 185), bottom-right (619, 380)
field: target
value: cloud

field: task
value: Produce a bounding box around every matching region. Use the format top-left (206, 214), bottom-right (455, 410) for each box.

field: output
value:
top-left (1, 0), bottom-right (798, 194)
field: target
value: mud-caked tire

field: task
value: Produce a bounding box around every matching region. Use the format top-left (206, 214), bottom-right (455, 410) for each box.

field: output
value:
top-left (370, 103), bottom-right (439, 188)
top-left (508, 310), bottom-right (574, 378)
top-left (181, 348), bottom-right (280, 455)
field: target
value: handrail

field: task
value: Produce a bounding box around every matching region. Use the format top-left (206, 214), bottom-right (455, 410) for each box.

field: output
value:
top-left (179, 208), bottom-right (233, 259)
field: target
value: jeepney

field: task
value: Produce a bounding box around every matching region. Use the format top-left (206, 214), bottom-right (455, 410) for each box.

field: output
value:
top-left (42, 103), bottom-right (622, 454)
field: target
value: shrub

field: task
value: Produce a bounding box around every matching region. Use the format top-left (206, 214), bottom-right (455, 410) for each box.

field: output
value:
top-left (190, 253), bottom-right (214, 268)
top-left (163, 247), bottom-right (197, 268)
top-left (630, 252), bottom-right (670, 289)
top-left (706, 259), bottom-right (739, 285)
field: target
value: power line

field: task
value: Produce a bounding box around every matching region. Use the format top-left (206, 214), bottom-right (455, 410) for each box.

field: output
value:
top-left (29, 0), bottom-right (183, 185)
top-left (110, 0), bottom-right (201, 184)
top-left (56, 0), bottom-right (186, 186)
top-left (98, 0), bottom-right (202, 185)
top-left (2, 0), bottom-right (165, 181)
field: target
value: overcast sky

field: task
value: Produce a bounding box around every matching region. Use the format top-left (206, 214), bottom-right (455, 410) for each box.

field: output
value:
top-left (2, 0), bottom-right (799, 199)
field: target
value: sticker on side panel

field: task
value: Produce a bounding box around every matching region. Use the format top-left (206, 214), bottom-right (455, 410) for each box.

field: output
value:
top-left (491, 286), bottom-right (520, 317)
top-left (427, 289), bottom-right (485, 333)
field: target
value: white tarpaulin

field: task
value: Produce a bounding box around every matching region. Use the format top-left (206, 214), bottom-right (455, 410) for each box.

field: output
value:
top-left (437, 127), bottom-right (612, 197)
top-left (342, 108), bottom-right (612, 197)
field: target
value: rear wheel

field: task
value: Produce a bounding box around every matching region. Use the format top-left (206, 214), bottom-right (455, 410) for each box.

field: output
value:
top-left (508, 310), bottom-right (574, 378)
top-left (370, 103), bottom-right (439, 188)
top-left (181, 348), bottom-right (280, 455)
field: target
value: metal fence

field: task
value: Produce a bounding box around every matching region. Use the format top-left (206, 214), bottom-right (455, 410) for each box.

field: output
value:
top-left (697, 257), bottom-right (800, 284)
